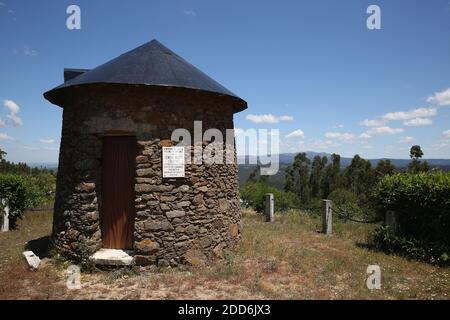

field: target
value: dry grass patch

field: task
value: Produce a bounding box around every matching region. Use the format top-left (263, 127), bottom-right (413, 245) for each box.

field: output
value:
top-left (0, 207), bottom-right (448, 300)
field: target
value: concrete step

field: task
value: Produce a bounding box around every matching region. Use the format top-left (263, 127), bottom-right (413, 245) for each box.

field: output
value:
top-left (89, 249), bottom-right (134, 266)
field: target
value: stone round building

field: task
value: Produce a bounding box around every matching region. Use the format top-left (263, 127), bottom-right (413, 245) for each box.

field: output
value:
top-left (43, 39), bottom-right (247, 266)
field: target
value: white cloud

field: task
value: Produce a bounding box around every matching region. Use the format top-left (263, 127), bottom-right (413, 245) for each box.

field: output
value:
top-left (427, 88), bottom-right (450, 106)
top-left (3, 99), bottom-right (23, 127)
top-left (307, 140), bottom-right (341, 150)
top-left (245, 114), bottom-right (293, 124)
top-left (183, 10), bottom-right (197, 17)
top-left (383, 107), bottom-right (437, 121)
top-left (398, 136), bottom-right (415, 143)
top-left (4, 99), bottom-right (19, 114)
top-left (44, 147), bottom-right (58, 151)
top-left (286, 129), bottom-right (305, 139)
top-left (0, 133), bottom-right (13, 141)
top-left (359, 119), bottom-right (388, 127)
top-left (360, 126), bottom-right (404, 139)
top-left (24, 146), bottom-right (39, 151)
top-left (6, 112), bottom-right (23, 126)
top-left (332, 124), bottom-right (344, 129)
top-left (0, 118), bottom-right (5, 128)
top-left (325, 132), bottom-right (355, 142)
top-left (443, 129), bottom-right (450, 139)
top-left (39, 138), bottom-right (55, 144)
top-left (23, 45), bottom-right (37, 57)
top-left (359, 107), bottom-right (437, 128)
top-left (403, 117), bottom-right (432, 126)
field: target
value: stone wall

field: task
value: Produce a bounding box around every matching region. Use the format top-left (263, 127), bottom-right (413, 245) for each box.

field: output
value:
top-left (52, 85), bottom-right (241, 266)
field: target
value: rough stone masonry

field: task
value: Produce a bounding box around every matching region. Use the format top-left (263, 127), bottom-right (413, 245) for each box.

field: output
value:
top-left (51, 86), bottom-right (242, 267)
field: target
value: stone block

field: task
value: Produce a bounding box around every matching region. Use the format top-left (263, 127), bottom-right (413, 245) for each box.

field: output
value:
top-left (135, 239), bottom-right (160, 254)
top-left (23, 251), bottom-right (41, 270)
top-left (166, 210), bottom-right (186, 219)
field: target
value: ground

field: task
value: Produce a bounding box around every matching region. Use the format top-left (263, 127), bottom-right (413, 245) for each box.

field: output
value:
top-left (0, 207), bottom-right (448, 300)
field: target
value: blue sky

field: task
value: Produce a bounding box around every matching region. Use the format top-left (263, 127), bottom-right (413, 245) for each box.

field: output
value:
top-left (1, 0), bottom-right (450, 163)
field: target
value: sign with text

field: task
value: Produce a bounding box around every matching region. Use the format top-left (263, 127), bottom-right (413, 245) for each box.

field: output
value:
top-left (162, 146), bottom-right (185, 178)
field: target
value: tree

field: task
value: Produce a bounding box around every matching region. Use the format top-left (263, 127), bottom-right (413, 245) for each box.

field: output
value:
top-left (375, 159), bottom-right (396, 179)
top-left (343, 154), bottom-right (375, 195)
top-left (247, 166), bottom-right (258, 183)
top-left (0, 148), bottom-right (6, 162)
top-left (310, 155), bottom-right (328, 199)
top-left (247, 165), bottom-right (268, 184)
top-left (321, 153), bottom-right (341, 198)
top-left (408, 145), bottom-right (429, 173)
top-left (294, 153), bottom-right (311, 204)
top-left (410, 145), bottom-right (424, 160)
top-left (284, 165), bottom-right (295, 193)
top-left (286, 152), bottom-right (312, 204)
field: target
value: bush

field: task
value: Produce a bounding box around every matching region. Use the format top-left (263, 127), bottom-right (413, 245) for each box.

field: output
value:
top-left (240, 182), bottom-right (299, 213)
top-left (0, 174), bottom-right (30, 228)
top-left (370, 226), bottom-right (449, 265)
top-left (371, 171), bottom-right (450, 264)
top-left (0, 172), bottom-right (56, 229)
top-left (328, 188), bottom-right (379, 221)
top-left (373, 172), bottom-right (450, 246)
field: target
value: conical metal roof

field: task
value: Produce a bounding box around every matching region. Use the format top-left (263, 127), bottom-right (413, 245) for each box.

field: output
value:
top-left (44, 39), bottom-right (247, 112)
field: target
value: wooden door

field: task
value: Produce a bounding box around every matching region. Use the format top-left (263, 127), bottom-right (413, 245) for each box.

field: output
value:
top-left (101, 136), bottom-right (137, 249)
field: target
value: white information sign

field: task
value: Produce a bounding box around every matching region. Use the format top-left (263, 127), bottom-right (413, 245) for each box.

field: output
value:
top-left (162, 146), bottom-right (185, 178)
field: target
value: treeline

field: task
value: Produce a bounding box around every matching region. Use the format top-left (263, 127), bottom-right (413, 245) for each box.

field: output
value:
top-left (242, 145), bottom-right (431, 219)
top-left (241, 145), bottom-right (449, 264)
top-left (0, 148), bottom-right (56, 228)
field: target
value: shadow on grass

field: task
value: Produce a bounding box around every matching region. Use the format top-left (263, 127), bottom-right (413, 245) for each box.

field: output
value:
top-left (26, 236), bottom-right (52, 259)
top-left (355, 241), bottom-right (379, 251)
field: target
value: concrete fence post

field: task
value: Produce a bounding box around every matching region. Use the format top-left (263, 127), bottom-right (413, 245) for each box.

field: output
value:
top-left (385, 210), bottom-right (398, 235)
top-left (1, 198), bottom-right (9, 232)
top-left (322, 199), bottom-right (332, 235)
top-left (265, 193), bottom-right (274, 222)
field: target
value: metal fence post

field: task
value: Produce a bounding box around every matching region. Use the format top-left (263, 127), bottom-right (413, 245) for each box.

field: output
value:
top-left (265, 193), bottom-right (274, 222)
top-left (322, 199), bottom-right (332, 235)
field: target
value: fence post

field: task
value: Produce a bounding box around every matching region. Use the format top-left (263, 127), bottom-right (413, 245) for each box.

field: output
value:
top-left (385, 210), bottom-right (398, 235)
top-left (265, 193), bottom-right (274, 222)
top-left (1, 198), bottom-right (9, 232)
top-left (322, 199), bottom-right (332, 235)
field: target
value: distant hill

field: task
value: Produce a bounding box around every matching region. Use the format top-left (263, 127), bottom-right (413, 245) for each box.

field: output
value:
top-left (237, 152), bottom-right (450, 187)
top-left (238, 152), bottom-right (450, 167)
top-left (27, 162), bottom-right (58, 170)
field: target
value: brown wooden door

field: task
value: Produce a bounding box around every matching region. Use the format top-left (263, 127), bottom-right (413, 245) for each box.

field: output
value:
top-left (101, 136), bottom-right (137, 249)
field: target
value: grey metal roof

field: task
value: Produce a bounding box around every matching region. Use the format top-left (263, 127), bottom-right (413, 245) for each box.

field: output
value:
top-left (44, 39), bottom-right (247, 112)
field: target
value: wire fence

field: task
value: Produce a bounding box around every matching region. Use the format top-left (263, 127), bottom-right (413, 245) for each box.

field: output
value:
top-left (332, 203), bottom-right (383, 224)
top-left (259, 200), bottom-right (383, 224)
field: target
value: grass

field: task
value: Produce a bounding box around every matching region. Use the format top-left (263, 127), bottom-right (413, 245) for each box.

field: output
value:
top-left (0, 206), bottom-right (448, 299)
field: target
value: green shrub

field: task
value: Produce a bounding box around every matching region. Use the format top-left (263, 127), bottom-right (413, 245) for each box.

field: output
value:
top-left (0, 172), bottom-right (56, 229)
top-left (371, 171), bottom-right (450, 264)
top-left (240, 182), bottom-right (299, 212)
top-left (0, 174), bottom-right (30, 228)
top-left (373, 172), bottom-right (450, 246)
top-left (370, 226), bottom-right (449, 265)
top-left (328, 188), bottom-right (379, 221)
